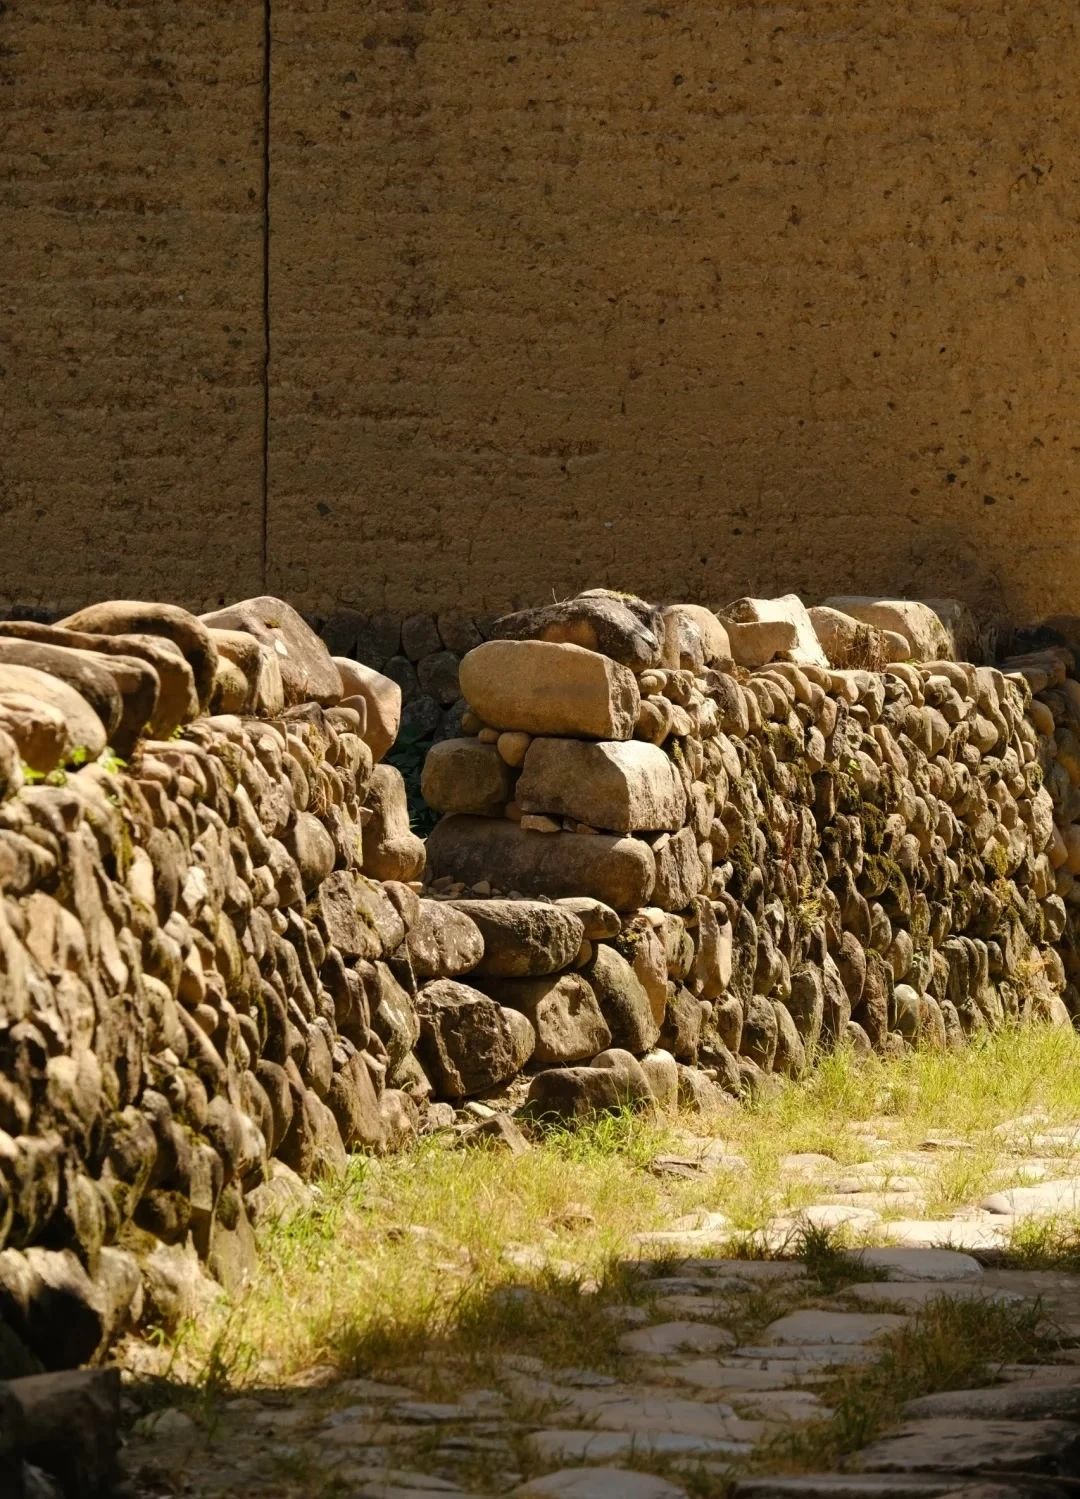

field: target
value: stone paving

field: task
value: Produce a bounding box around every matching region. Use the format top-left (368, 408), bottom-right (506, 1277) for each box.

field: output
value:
top-left (121, 1120), bottom-right (1080, 1499)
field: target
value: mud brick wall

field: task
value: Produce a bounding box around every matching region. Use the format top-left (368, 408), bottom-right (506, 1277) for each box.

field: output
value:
top-left (266, 0), bottom-right (1080, 620)
top-left (4, 3), bottom-right (1080, 621)
top-left (0, 0), bottom-right (266, 613)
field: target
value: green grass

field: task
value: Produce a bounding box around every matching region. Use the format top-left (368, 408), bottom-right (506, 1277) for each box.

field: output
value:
top-left (147, 1025), bottom-right (1080, 1400)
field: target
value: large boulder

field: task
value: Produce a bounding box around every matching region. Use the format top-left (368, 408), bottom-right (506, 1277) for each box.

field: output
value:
top-left (426, 815), bottom-right (656, 912)
top-left (334, 657), bottom-right (401, 762)
top-left (362, 764), bottom-right (425, 882)
top-left (0, 665), bottom-right (108, 770)
top-left (421, 739), bottom-right (513, 816)
top-left (584, 943), bottom-right (660, 1054)
top-left (60, 601), bottom-right (219, 711)
top-left (208, 628), bottom-right (285, 716)
top-left (458, 640), bottom-right (640, 741)
top-left (807, 606), bottom-right (907, 670)
top-left (0, 640), bottom-right (122, 743)
top-left (719, 594), bottom-right (829, 668)
top-left (489, 594), bottom-right (663, 671)
top-left (400, 900), bottom-right (484, 979)
top-left (0, 621), bottom-right (198, 737)
top-left (416, 980), bottom-right (535, 1098)
top-left (316, 871), bottom-right (405, 960)
top-left (664, 604), bottom-right (731, 665)
top-left (822, 597), bottom-right (954, 662)
top-left (517, 738), bottom-right (687, 834)
top-left (482, 972), bottom-right (610, 1064)
top-left (200, 597), bottom-right (342, 706)
top-left (525, 1049), bottom-right (655, 1120)
top-left (650, 827), bottom-right (705, 910)
top-left (449, 899), bottom-right (585, 977)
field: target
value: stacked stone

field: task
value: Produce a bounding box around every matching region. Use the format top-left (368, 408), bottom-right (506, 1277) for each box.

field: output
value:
top-left (0, 594), bottom-right (439, 1375)
top-left (421, 589), bottom-right (1063, 1118)
top-left (320, 606), bottom-right (488, 745)
top-left (999, 627), bottom-right (1080, 1020)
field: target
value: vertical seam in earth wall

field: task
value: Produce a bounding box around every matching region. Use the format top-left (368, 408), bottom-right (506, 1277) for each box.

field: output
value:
top-left (260, 0), bottom-right (272, 590)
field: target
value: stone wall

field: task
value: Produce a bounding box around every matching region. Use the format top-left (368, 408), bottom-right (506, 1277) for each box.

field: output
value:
top-left (4, 3), bottom-right (1080, 620)
top-left (419, 591), bottom-right (1069, 1120)
top-left (0, 587), bottom-right (1075, 1383)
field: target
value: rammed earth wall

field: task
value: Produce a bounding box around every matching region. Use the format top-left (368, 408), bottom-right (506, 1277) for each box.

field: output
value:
top-left (3, 4), bottom-right (1080, 619)
top-left (0, 589), bottom-right (1079, 1377)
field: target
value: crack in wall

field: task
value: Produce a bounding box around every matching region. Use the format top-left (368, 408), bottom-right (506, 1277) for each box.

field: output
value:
top-left (260, 0), bottom-right (272, 591)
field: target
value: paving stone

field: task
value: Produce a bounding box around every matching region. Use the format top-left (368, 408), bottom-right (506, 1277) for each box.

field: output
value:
top-left (980, 1178), bottom-right (1080, 1216)
top-left (825, 1192), bottom-right (926, 1213)
top-left (855, 1248), bottom-right (983, 1282)
top-left (901, 1379), bottom-right (1080, 1420)
top-left (679, 1258), bottom-right (806, 1281)
top-left (762, 1310), bottom-right (907, 1345)
top-left (768, 1204), bottom-right (882, 1235)
top-left (550, 1368), bottom-right (619, 1388)
top-left (732, 1479), bottom-right (963, 1497)
top-left (323, 1420), bottom-right (424, 1445)
top-left (388, 1400), bottom-right (485, 1422)
top-left (654, 1292), bottom-right (743, 1317)
top-left (855, 1416), bottom-right (1080, 1473)
top-left (560, 1388), bottom-right (759, 1440)
top-left (827, 1175), bottom-right (926, 1194)
top-left (335, 1379), bottom-right (418, 1400)
top-left (840, 1282), bottom-right (1022, 1311)
top-left (618, 1320), bottom-right (737, 1356)
top-left (881, 1219), bottom-right (1012, 1252)
top-left (525, 1428), bottom-right (755, 1462)
top-left (513, 1470), bottom-right (690, 1498)
top-left (659, 1359), bottom-right (805, 1392)
top-left (779, 1153), bottom-right (839, 1175)
top-left (638, 1275), bottom-right (752, 1296)
top-left (732, 1390), bottom-right (834, 1421)
top-left (728, 1345), bottom-right (879, 1369)
top-left (351, 1473), bottom-right (467, 1496)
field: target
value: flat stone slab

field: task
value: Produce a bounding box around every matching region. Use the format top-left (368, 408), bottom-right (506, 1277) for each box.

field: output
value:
top-left (564, 1390), bottom-right (761, 1441)
top-left (660, 1359), bottom-right (804, 1392)
top-left (881, 1219), bottom-right (1011, 1252)
top-left (347, 1473), bottom-right (465, 1494)
top-left (728, 1345), bottom-right (879, 1369)
top-left (980, 1178), bottom-right (1080, 1217)
top-left (856, 1416), bottom-right (1080, 1473)
top-left (902, 1379), bottom-right (1080, 1421)
top-left (770, 1204), bottom-right (882, 1233)
top-left (840, 1282), bottom-right (1022, 1311)
top-left (525, 1429), bottom-right (754, 1463)
top-left (732, 1390), bottom-right (834, 1421)
top-left (514, 1471), bottom-right (690, 1498)
top-left (618, 1321), bottom-right (737, 1357)
top-left (652, 1257), bottom-right (804, 1282)
top-left (855, 1248), bottom-right (982, 1282)
top-left (356, 1485), bottom-right (470, 1499)
top-left (762, 1310), bottom-right (906, 1345)
top-left (732, 1479), bottom-right (962, 1498)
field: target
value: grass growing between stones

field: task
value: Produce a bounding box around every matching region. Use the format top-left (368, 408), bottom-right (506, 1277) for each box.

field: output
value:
top-left (153, 1025), bottom-right (1080, 1399)
top-left (760, 1293), bottom-right (1054, 1475)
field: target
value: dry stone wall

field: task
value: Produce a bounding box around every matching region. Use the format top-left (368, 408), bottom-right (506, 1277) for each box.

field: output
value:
top-left (420, 590), bottom-right (1069, 1119)
top-left (0, 586), bottom-right (1075, 1383)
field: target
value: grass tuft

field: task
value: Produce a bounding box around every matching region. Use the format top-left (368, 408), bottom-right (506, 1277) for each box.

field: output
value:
top-left (765, 1294), bottom-right (1054, 1472)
